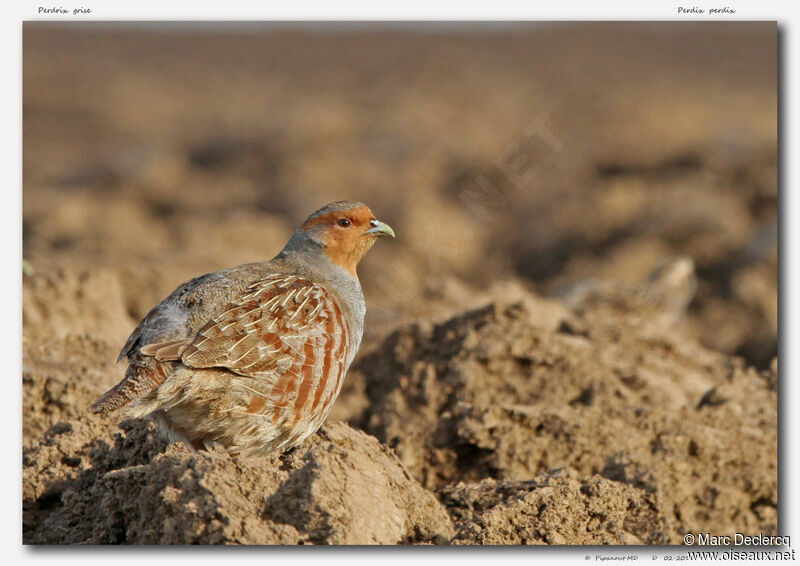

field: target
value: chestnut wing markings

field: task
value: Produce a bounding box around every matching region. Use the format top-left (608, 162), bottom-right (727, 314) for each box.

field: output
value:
top-left (180, 276), bottom-right (330, 379)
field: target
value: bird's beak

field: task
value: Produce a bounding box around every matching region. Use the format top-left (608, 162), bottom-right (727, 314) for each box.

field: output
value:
top-left (366, 220), bottom-right (395, 238)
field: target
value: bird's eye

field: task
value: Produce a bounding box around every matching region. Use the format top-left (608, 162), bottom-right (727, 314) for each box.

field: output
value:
top-left (337, 218), bottom-right (352, 228)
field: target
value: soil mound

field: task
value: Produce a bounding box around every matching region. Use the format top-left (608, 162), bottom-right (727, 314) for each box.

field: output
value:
top-left (24, 418), bottom-right (452, 544)
top-left (354, 289), bottom-right (777, 543)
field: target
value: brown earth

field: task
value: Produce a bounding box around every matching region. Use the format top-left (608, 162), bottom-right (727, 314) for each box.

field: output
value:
top-left (22, 23), bottom-right (777, 545)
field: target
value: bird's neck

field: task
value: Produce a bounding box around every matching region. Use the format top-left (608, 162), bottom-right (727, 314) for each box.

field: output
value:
top-left (276, 230), bottom-right (359, 287)
top-left (279, 229), bottom-right (363, 278)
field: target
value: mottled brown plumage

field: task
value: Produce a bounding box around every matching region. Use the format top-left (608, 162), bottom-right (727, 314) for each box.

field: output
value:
top-left (90, 201), bottom-right (394, 456)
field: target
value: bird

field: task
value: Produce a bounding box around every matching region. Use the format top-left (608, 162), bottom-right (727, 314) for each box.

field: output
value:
top-left (90, 201), bottom-right (395, 456)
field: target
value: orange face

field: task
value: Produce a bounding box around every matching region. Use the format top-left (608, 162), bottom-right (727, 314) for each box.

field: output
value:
top-left (301, 204), bottom-right (394, 277)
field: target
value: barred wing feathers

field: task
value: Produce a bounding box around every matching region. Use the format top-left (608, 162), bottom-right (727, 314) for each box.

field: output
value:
top-left (181, 274), bottom-right (350, 426)
top-left (91, 274), bottom-right (350, 424)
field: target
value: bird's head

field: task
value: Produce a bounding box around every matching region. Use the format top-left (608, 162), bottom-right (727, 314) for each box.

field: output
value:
top-left (284, 201), bottom-right (395, 277)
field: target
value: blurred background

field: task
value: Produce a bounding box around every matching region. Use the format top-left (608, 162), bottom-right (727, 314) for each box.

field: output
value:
top-left (23, 22), bottom-right (777, 368)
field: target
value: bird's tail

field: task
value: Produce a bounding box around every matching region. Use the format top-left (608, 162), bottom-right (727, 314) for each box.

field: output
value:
top-left (89, 360), bottom-right (169, 414)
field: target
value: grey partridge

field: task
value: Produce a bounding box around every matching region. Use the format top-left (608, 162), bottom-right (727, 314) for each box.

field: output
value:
top-left (90, 201), bottom-right (395, 456)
